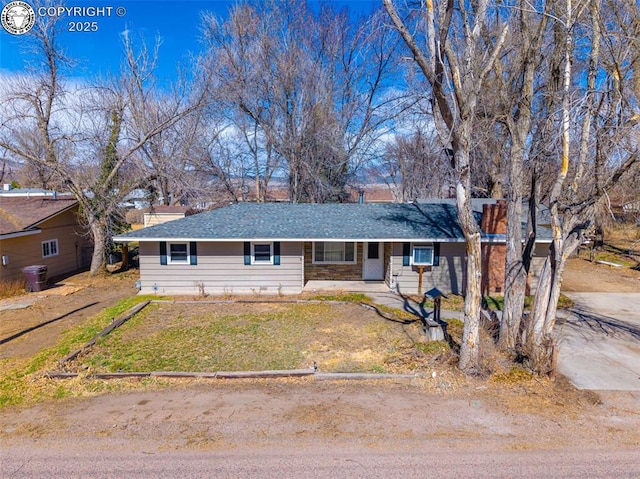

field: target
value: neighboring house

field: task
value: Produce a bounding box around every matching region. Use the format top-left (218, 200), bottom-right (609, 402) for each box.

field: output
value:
top-left (0, 195), bottom-right (92, 284)
top-left (114, 200), bottom-right (551, 296)
top-left (143, 206), bottom-right (195, 227)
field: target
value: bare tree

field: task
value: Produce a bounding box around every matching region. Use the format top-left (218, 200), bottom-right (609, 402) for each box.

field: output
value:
top-left (489, 4), bottom-right (551, 351)
top-left (380, 128), bottom-right (452, 201)
top-left (384, 0), bottom-right (509, 373)
top-left (0, 15), bottom-right (205, 275)
top-left (203, 1), bottom-right (403, 203)
top-left (523, 0), bottom-right (640, 372)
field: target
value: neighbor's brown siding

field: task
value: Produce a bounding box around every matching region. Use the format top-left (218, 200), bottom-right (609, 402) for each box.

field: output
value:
top-left (303, 242), bottom-right (363, 281)
top-left (0, 208), bottom-right (91, 283)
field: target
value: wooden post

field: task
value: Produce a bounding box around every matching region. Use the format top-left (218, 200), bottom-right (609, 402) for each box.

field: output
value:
top-left (417, 266), bottom-right (424, 295)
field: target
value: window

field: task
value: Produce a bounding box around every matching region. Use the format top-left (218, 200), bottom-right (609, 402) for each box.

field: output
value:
top-left (313, 242), bottom-right (356, 263)
top-left (168, 242), bottom-right (189, 264)
top-left (412, 245), bottom-right (434, 266)
top-left (252, 242), bottom-right (273, 264)
top-left (244, 242), bottom-right (280, 265)
top-left (42, 239), bottom-right (59, 258)
top-left (367, 242), bottom-right (380, 259)
top-left (160, 242), bottom-right (197, 265)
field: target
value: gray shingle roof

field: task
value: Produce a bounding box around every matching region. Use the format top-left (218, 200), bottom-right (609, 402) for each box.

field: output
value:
top-left (114, 202), bottom-right (466, 242)
top-left (114, 200), bottom-right (552, 243)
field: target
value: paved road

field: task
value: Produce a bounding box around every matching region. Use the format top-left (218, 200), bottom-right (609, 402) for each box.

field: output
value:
top-left (2, 446), bottom-right (639, 478)
top-left (557, 293), bottom-right (640, 391)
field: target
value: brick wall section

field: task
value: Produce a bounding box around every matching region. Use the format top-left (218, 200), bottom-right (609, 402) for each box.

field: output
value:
top-left (481, 201), bottom-right (507, 294)
top-left (481, 201), bottom-right (508, 234)
top-left (482, 243), bottom-right (506, 294)
top-left (304, 242), bottom-right (364, 281)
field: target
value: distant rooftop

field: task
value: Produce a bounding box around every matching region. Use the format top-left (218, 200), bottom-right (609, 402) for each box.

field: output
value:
top-left (0, 184), bottom-right (73, 198)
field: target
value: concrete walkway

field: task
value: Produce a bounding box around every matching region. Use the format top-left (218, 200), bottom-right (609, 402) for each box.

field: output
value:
top-left (366, 292), bottom-right (463, 323)
top-left (556, 293), bottom-right (640, 391)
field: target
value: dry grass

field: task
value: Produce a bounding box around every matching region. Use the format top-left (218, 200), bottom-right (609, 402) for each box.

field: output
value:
top-left (0, 285), bottom-right (597, 413)
top-left (0, 279), bottom-right (26, 299)
top-left (74, 302), bottom-right (440, 375)
top-left (605, 222), bottom-right (640, 243)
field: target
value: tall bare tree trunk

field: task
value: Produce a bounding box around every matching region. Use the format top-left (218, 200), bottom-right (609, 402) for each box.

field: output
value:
top-left (499, 6), bottom-right (549, 351)
top-left (384, 0), bottom-right (508, 374)
top-left (457, 179), bottom-right (483, 372)
top-left (88, 216), bottom-right (107, 276)
top-left (524, 0), bottom-right (577, 372)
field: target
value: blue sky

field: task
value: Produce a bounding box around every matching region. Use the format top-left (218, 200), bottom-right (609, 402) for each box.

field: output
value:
top-left (0, 0), bottom-right (379, 83)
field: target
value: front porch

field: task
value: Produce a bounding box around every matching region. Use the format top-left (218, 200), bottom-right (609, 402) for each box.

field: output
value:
top-left (302, 280), bottom-right (390, 293)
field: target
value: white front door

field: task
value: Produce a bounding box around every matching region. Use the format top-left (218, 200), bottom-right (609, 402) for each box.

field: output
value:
top-left (363, 242), bottom-right (384, 280)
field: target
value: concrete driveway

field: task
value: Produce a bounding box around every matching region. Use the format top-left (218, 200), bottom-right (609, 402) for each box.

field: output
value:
top-left (556, 293), bottom-right (640, 391)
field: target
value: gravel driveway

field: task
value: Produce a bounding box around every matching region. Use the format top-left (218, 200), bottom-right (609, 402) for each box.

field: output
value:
top-left (556, 293), bottom-right (640, 391)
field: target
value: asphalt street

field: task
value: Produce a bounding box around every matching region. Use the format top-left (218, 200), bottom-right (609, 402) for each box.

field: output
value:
top-left (2, 447), bottom-right (640, 478)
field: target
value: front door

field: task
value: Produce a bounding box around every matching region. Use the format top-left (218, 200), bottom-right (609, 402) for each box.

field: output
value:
top-left (363, 242), bottom-right (384, 280)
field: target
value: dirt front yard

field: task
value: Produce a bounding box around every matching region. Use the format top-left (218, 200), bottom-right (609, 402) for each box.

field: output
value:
top-left (562, 257), bottom-right (640, 292)
top-left (1, 262), bottom-right (639, 457)
top-left (0, 271), bottom-right (138, 364)
top-left (1, 377), bottom-right (639, 455)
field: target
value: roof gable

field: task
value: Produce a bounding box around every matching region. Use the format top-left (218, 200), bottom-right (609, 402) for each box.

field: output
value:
top-left (0, 197), bottom-right (79, 236)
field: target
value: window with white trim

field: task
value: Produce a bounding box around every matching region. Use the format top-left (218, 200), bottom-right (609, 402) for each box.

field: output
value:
top-left (412, 245), bottom-right (434, 266)
top-left (252, 242), bottom-right (273, 264)
top-left (42, 239), bottom-right (59, 258)
top-left (168, 242), bottom-right (189, 264)
top-left (313, 242), bottom-right (356, 263)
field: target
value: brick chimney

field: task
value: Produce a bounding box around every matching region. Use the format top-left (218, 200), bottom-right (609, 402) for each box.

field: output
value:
top-left (481, 200), bottom-right (507, 295)
top-left (481, 200), bottom-right (507, 234)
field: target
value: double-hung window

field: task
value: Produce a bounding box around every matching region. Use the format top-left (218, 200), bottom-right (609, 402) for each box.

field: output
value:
top-left (42, 239), bottom-right (59, 258)
top-left (168, 242), bottom-right (189, 264)
top-left (252, 242), bottom-right (273, 264)
top-left (244, 242), bottom-right (280, 265)
top-left (313, 242), bottom-right (356, 264)
top-left (160, 241), bottom-right (197, 265)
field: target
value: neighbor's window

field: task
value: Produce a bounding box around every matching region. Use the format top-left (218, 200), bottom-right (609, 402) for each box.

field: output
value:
top-left (412, 245), bottom-right (434, 266)
top-left (168, 242), bottom-right (189, 264)
top-left (42, 239), bottom-right (59, 258)
top-left (313, 242), bottom-right (356, 263)
top-left (252, 242), bottom-right (273, 264)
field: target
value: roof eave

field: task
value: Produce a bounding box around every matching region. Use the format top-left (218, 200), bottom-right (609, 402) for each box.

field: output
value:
top-left (113, 236), bottom-right (469, 243)
top-left (0, 229), bottom-right (42, 240)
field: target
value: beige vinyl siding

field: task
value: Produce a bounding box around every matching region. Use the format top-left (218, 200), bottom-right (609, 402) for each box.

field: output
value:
top-left (0, 208), bottom-right (90, 283)
top-left (143, 213), bottom-right (186, 227)
top-left (390, 242), bottom-right (466, 295)
top-left (139, 241), bottom-right (304, 295)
